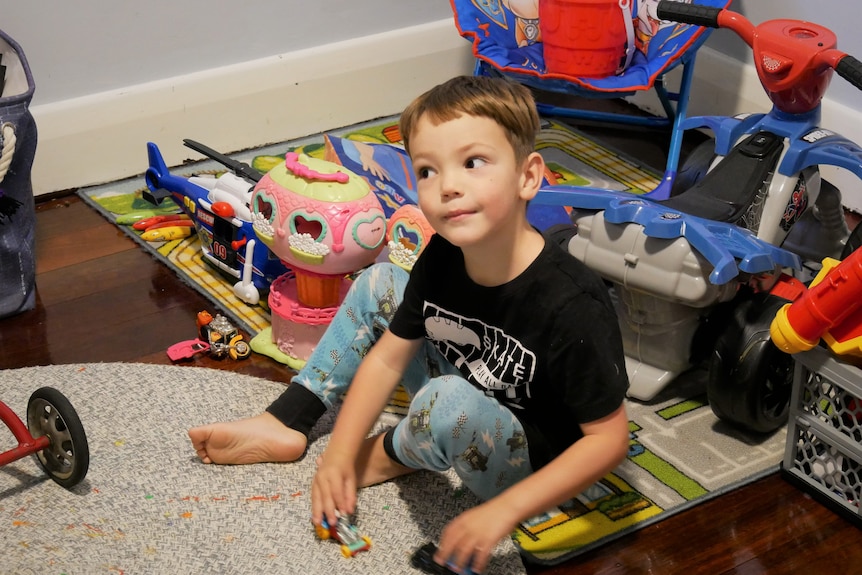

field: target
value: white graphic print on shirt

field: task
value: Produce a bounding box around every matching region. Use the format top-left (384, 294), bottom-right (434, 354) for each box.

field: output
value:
top-left (423, 302), bottom-right (535, 407)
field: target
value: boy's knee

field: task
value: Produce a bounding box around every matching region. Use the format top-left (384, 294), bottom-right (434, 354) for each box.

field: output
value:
top-left (362, 262), bottom-right (409, 285)
top-left (409, 375), bottom-right (478, 430)
top-left (349, 262), bottom-right (409, 302)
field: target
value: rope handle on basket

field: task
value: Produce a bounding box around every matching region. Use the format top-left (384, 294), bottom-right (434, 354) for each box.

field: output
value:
top-left (0, 123), bottom-right (17, 185)
top-left (617, 0), bottom-right (636, 74)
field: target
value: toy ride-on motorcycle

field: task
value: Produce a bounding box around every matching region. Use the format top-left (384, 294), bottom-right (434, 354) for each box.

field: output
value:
top-left (537, 1), bottom-right (862, 433)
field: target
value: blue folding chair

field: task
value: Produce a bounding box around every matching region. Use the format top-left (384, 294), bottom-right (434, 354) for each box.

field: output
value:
top-left (450, 0), bottom-right (731, 199)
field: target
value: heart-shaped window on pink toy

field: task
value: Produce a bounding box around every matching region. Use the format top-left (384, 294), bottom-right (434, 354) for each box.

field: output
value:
top-left (391, 222), bottom-right (422, 253)
top-left (253, 193), bottom-right (276, 224)
top-left (353, 215), bottom-right (386, 251)
top-left (291, 213), bottom-right (327, 241)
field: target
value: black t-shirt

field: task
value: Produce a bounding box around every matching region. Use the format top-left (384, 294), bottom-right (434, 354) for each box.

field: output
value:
top-left (389, 233), bottom-right (629, 469)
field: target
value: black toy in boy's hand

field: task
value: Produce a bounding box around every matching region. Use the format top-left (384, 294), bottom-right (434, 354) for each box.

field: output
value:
top-left (410, 542), bottom-right (478, 575)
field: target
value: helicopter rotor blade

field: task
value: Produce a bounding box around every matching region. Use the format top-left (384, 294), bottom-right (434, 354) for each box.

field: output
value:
top-left (183, 139), bottom-right (263, 183)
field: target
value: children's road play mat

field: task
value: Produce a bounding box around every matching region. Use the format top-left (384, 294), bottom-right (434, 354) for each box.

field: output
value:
top-left (77, 117), bottom-right (787, 567)
top-left (78, 116), bottom-right (659, 348)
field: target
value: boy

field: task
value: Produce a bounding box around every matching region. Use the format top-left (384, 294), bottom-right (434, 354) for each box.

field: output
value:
top-left (189, 75), bottom-right (629, 574)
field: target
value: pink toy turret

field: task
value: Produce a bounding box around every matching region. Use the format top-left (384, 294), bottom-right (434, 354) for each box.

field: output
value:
top-left (251, 152), bottom-right (386, 308)
top-left (250, 152), bottom-right (386, 362)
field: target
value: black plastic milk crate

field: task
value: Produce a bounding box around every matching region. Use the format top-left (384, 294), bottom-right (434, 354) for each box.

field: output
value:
top-left (781, 344), bottom-right (862, 526)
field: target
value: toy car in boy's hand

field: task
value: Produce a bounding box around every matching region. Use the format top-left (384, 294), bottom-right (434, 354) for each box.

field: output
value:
top-left (314, 514), bottom-right (372, 558)
top-left (411, 542), bottom-right (477, 575)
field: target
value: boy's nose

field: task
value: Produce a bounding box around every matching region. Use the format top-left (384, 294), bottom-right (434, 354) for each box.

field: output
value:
top-left (439, 173), bottom-right (462, 199)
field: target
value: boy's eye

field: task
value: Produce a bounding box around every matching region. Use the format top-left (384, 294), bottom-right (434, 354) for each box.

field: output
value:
top-left (416, 166), bottom-right (435, 179)
top-left (465, 157), bottom-right (487, 169)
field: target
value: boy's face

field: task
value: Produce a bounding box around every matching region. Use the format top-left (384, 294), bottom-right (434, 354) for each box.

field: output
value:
top-left (408, 113), bottom-right (540, 249)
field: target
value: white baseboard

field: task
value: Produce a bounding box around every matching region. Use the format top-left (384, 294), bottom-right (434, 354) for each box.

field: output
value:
top-left (32, 31), bottom-right (862, 212)
top-left (630, 46), bottom-right (862, 213)
top-left (30, 19), bottom-right (474, 196)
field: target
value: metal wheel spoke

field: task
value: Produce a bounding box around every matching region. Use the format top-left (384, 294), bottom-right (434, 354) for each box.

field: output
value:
top-left (39, 405), bottom-right (75, 474)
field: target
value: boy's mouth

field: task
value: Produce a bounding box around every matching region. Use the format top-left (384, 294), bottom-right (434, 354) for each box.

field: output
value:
top-left (443, 209), bottom-right (474, 221)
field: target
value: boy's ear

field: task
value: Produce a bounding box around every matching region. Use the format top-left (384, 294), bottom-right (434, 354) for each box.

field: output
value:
top-left (519, 151), bottom-right (546, 201)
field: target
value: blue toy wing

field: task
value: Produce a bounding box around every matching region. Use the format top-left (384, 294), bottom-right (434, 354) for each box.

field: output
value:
top-left (535, 186), bottom-right (801, 283)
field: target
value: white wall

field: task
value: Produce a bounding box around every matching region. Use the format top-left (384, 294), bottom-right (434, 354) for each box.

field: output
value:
top-left (1, 1), bottom-right (472, 196)
top-left (1, 0), bottom-right (453, 107)
top-left (2, 0), bottom-right (860, 208)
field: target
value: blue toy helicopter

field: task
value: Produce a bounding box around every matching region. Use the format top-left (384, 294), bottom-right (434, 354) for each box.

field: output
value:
top-left (144, 139), bottom-right (290, 306)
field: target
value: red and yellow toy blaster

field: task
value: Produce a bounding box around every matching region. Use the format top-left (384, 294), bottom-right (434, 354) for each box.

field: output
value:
top-left (771, 247), bottom-right (862, 362)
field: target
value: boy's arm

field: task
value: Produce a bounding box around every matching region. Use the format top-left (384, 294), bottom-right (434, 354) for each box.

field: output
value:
top-left (312, 329), bottom-right (423, 525)
top-left (435, 403), bottom-right (630, 574)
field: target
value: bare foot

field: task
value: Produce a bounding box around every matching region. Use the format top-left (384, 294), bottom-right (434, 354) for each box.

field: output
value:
top-left (188, 412), bottom-right (307, 464)
top-left (355, 433), bottom-right (417, 487)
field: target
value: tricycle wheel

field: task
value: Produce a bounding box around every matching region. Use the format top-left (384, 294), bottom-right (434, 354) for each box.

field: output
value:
top-left (707, 294), bottom-right (794, 434)
top-left (27, 387), bottom-right (90, 488)
top-left (670, 137), bottom-right (717, 197)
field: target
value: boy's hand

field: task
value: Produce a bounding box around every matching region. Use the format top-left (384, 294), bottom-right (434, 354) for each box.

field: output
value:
top-left (311, 448), bottom-right (357, 527)
top-left (434, 500), bottom-right (516, 574)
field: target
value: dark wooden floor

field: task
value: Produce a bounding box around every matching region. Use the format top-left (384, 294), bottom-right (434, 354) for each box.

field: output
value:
top-left (2, 111), bottom-right (860, 574)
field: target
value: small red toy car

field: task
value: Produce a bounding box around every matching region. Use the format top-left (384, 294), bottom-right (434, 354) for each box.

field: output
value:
top-left (314, 514), bottom-right (372, 558)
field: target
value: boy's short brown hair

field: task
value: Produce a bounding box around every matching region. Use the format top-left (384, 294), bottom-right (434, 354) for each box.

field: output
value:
top-left (399, 75), bottom-right (540, 164)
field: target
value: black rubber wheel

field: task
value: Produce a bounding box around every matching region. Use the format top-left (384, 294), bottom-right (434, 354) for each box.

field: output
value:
top-left (670, 137), bottom-right (717, 197)
top-left (707, 294), bottom-right (794, 434)
top-left (841, 219), bottom-right (862, 260)
top-left (27, 387), bottom-right (90, 488)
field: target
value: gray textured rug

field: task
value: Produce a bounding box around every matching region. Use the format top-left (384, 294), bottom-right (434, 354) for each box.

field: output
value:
top-left (0, 363), bottom-right (527, 574)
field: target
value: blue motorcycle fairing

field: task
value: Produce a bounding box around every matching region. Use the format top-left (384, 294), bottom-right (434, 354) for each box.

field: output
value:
top-left (534, 186), bottom-right (801, 285)
top-left (680, 108), bottom-right (862, 179)
top-left (785, 131), bottom-right (862, 181)
top-left (679, 113), bottom-right (767, 157)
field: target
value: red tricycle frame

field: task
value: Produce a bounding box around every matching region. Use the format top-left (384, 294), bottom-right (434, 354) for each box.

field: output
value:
top-left (0, 387), bottom-right (89, 488)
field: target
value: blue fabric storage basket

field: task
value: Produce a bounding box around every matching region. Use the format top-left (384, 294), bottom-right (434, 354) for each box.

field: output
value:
top-left (0, 28), bottom-right (37, 319)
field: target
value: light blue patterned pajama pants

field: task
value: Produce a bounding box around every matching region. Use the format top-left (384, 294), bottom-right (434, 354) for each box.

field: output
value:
top-left (290, 262), bottom-right (534, 501)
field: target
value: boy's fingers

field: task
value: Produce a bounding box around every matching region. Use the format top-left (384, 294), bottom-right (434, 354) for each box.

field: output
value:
top-left (328, 480), bottom-right (355, 525)
top-left (312, 471), bottom-right (339, 525)
top-left (342, 476), bottom-right (357, 515)
top-left (472, 547), bottom-right (491, 574)
top-left (310, 477), bottom-right (327, 525)
top-left (434, 531), bottom-right (455, 567)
